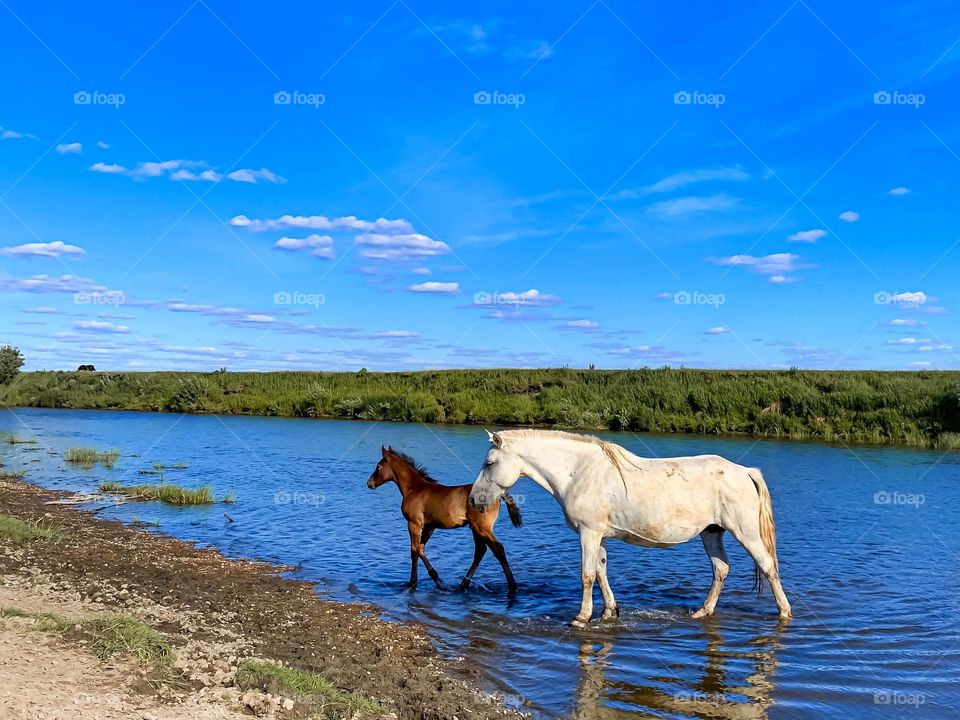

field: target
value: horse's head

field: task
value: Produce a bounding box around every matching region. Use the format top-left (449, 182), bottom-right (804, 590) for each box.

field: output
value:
top-left (367, 446), bottom-right (398, 489)
top-left (470, 430), bottom-right (523, 511)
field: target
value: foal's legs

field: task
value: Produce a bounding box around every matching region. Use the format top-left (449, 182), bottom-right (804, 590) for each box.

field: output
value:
top-left (728, 527), bottom-right (791, 619)
top-left (407, 522), bottom-right (442, 588)
top-left (474, 520), bottom-right (518, 594)
top-left (572, 528), bottom-right (603, 627)
top-left (459, 529), bottom-right (488, 590)
top-left (597, 541), bottom-right (619, 620)
top-left (417, 526), bottom-right (443, 587)
top-left (692, 526), bottom-right (729, 618)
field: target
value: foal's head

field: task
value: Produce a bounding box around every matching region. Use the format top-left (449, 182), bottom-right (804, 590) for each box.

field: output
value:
top-left (367, 446), bottom-right (398, 489)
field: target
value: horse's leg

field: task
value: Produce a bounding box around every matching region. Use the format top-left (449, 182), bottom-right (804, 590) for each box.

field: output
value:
top-left (597, 541), bottom-right (618, 620)
top-left (418, 526), bottom-right (443, 587)
top-left (692, 526), bottom-right (729, 618)
top-left (573, 528), bottom-right (602, 628)
top-left (459, 529), bottom-right (488, 590)
top-left (407, 521), bottom-right (422, 589)
top-left (475, 518), bottom-right (518, 594)
top-left (729, 528), bottom-right (791, 619)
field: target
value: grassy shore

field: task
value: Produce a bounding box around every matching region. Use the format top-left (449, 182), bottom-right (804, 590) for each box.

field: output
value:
top-left (3, 368), bottom-right (960, 448)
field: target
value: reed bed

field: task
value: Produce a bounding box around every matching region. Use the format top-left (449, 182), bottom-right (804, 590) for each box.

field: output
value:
top-left (5, 368), bottom-right (960, 448)
top-left (99, 481), bottom-right (214, 505)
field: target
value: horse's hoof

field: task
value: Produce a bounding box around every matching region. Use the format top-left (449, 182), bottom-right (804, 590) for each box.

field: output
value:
top-left (459, 579), bottom-right (471, 591)
top-left (570, 616), bottom-right (589, 629)
top-left (691, 608), bottom-right (712, 619)
top-left (601, 607), bottom-right (618, 621)
top-left (507, 584), bottom-right (518, 596)
top-left (778, 609), bottom-right (792, 621)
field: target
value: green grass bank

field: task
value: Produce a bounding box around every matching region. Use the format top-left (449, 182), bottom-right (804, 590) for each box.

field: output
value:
top-left (2, 368), bottom-right (960, 448)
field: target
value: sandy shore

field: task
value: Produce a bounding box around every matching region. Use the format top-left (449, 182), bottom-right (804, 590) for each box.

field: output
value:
top-left (0, 477), bottom-right (522, 720)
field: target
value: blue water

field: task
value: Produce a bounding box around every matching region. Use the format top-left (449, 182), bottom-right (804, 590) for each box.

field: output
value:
top-left (2, 407), bottom-right (958, 719)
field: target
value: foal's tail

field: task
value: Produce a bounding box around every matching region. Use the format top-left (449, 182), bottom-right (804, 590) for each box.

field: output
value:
top-left (748, 469), bottom-right (779, 596)
top-left (502, 493), bottom-right (523, 528)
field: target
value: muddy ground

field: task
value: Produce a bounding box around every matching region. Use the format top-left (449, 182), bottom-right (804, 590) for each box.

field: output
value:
top-left (0, 477), bottom-right (522, 720)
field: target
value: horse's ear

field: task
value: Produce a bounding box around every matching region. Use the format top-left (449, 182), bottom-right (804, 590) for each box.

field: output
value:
top-left (485, 430), bottom-right (502, 448)
top-left (381, 445), bottom-right (389, 458)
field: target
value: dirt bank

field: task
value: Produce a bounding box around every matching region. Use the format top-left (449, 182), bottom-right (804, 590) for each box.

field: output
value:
top-left (0, 477), bottom-right (522, 720)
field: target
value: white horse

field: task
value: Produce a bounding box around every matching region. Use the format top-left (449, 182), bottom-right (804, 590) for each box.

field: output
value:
top-left (468, 429), bottom-right (791, 626)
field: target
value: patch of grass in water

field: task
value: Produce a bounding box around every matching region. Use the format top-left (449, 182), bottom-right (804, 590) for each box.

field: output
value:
top-left (0, 607), bottom-right (176, 682)
top-left (0, 432), bottom-right (38, 445)
top-left (223, 491), bottom-right (236, 504)
top-left (0, 513), bottom-right (66, 543)
top-left (99, 481), bottom-right (214, 505)
top-left (236, 659), bottom-right (384, 717)
top-left (0, 470), bottom-right (26, 479)
top-left (65, 447), bottom-right (121, 469)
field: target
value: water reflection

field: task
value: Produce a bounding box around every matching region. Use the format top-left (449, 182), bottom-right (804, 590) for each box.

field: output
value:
top-left (572, 622), bottom-right (784, 720)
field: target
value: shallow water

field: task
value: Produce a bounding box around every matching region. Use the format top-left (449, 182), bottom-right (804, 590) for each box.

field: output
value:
top-left (2, 407), bottom-right (958, 719)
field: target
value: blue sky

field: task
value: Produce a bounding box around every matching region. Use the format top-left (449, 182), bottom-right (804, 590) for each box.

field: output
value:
top-left (1, 1), bottom-right (958, 371)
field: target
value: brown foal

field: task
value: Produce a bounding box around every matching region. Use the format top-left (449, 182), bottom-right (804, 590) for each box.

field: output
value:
top-left (367, 446), bottom-right (522, 593)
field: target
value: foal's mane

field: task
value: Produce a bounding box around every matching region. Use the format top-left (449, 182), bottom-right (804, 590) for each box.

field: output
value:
top-left (387, 447), bottom-right (438, 483)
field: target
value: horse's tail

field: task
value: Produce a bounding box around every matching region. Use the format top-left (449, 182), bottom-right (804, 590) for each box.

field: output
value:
top-left (502, 493), bottom-right (523, 528)
top-left (748, 468), bottom-right (779, 597)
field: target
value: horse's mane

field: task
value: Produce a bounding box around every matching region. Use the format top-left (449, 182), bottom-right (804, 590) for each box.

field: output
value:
top-left (496, 429), bottom-right (640, 491)
top-left (387, 447), bottom-right (438, 483)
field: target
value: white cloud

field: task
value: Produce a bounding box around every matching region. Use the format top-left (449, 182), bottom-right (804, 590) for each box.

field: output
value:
top-left (911, 361), bottom-right (931, 367)
top-left (171, 168), bottom-right (222, 182)
top-left (888, 187), bottom-right (910, 196)
top-left (560, 320), bottom-right (600, 332)
top-left (647, 193), bottom-right (739, 217)
top-left (887, 337), bottom-right (928, 345)
top-left (23, 306), bottom-right (59, 314)
top-left (89, 162), bottom-right (127, 174)
top-left (231, 214), bottom-right (414, 234)
top-left (787, 229), bottom-right (826, 243)
top-left (0, 126), bottom-right (34, 140)
top-left (56, 142), bottom-right (82, 154)
top-left (712, 253), bottom-right (805, 282)
top-left (74, 320), bottom-right (129, 333)
top-left (375, 330), bottom-right (420, 338)
top-left (242, 314), bottom-right (276, 324)
top-left (273, 234), bottom-right (335, 259)
top-left (653, 292), bottom-right (673, 300)
top-left (1, 240), bottom-right (85, 258)
top-left (609, 167), bottom-right (748, 200)
top-left (406, 281), bottom-right (461, 295)
top-left (886, 318), bottom-right (923, 327)
top-left (412, 267), bottom-right (431, 275)
top-left (705, 326), bottom-right (729, 335)
top-left (356, 233), bottom-right (451, 261)
top-left (0, 274), bottom-right (121, 295)
top-left (839, 211), bottom-right (859, 222)
top-left (96, 140), bottom-right (110, 149)
top-left (891, 291), bottom-right (928, 306)
top-left (226, 168), bottom-right (287, 184)
top-left (131, 160), bottom-right (200, 178)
